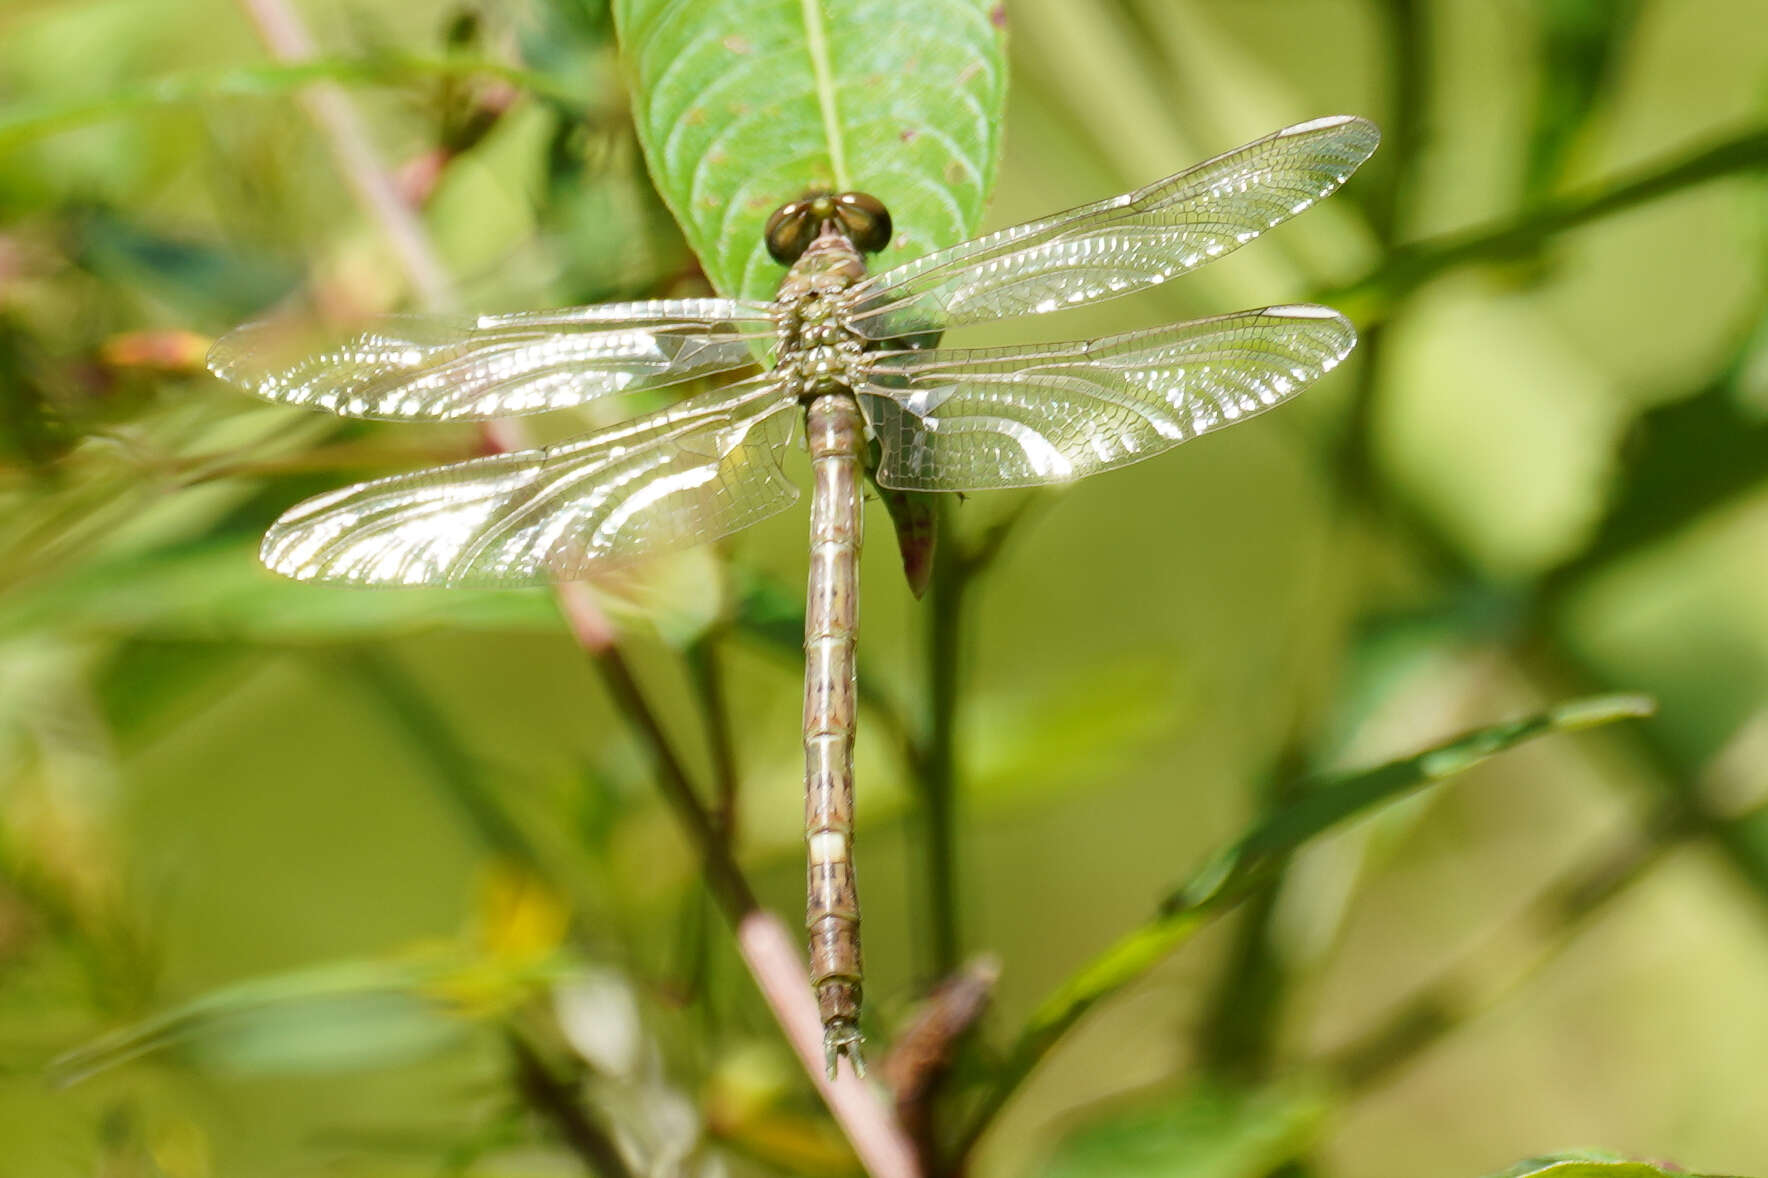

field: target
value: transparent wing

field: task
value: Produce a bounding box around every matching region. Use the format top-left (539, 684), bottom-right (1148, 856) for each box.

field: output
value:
top-left (847, 116), bottom-right (1378, 340)
top-left (209, 298), bottom-right (778, 421)
top-left (857, 306), bottom-right (1355, 492)
top-left (261, 379), bottom-right (800, 586)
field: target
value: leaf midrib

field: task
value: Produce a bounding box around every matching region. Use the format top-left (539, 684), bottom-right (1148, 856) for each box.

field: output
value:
top-left (797, 0), bottom-right (850, 191)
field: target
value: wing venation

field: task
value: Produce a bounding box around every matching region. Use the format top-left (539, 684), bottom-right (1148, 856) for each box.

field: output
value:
top-left (261, 380), bottom-right (800, 586)
top-left (209, 298), bottom-right (777, 422)
top-left (847, 116), bottom-right (1378, 340)
top-left (858, 306), bottom-right (1355, 491)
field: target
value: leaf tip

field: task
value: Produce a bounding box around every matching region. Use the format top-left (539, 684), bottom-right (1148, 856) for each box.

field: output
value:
top-left (1550, 693), bottom-right (1657, 730)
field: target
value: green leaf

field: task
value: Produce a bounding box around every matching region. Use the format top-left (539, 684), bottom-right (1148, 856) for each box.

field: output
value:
top-left (1037, 1081), bottom-right (1327, 1178)
top-left (53, 912), bottom-right (579, 1083)
top-left (612, 0), bottom-right (1008, 301)
top-left (1327, 125), bottom-right (1768, 320)
top-left (1169, 693), bottom-right (1657, 915)
top-left (1545, 308), bottom-right (1768, 592)
top-left (50, 958), bottom-right (460, 1083)
top-left (1486, 1153), bottom-right (1747, 1178)
top-left (960, 695), bottom-right (1655, 1155)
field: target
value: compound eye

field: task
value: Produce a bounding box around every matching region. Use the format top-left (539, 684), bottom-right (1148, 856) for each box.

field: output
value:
top-left (834, 191), bottom-right (893, 254)
top-left (765, 199), bottom-right (820, 265)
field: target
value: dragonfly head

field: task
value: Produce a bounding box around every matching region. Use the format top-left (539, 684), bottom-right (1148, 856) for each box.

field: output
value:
top-left (766, 191), bottom-right (893, 264)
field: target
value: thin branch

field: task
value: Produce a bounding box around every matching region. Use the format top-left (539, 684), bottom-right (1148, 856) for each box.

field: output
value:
top-left (506, 1028), bottom-right (637, 1178)
top-left (883, 956), bottom-right (1000, 1178)
top-left (912, 493), bottom-right (1045, 984)
top-left (687, 634), bottom-right (742, 845)
top-left (236, 0), bottom-right (455, 309)
top-left (1326, 123), bottom-right (1768, 313)
top-left (918, 495), bottom-right (966, 979)
top-left (590, 645), bottom-right (760, 915)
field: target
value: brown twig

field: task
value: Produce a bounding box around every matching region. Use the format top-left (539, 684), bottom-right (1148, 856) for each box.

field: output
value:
top-left (883, 956), bottom-right (1001, 1177)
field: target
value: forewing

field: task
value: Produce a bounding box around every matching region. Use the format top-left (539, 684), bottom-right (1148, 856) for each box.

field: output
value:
top-left (859, 306), bottom-right (1355, 492)
top-left (261, 380), bottom-right (800, 586)
top-left (847, 116), bottom-right (1378, 340)
top-left (209, 298), bottom-right (777, 421)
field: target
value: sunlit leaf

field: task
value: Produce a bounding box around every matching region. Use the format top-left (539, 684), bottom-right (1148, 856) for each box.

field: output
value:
top-left (1171, 694), bottom-right (1656, 914)
top-left (1487, 1153), bottom-right (1747, 1178)
top-left (612, 0), bottom-right (1008, 301)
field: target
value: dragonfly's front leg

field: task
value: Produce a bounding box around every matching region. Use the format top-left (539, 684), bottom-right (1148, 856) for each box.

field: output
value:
top-left (803, 392), bottom-right (867, 1077)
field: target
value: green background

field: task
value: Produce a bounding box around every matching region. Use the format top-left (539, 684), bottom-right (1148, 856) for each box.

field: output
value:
top-left (1, 1), bottom-right (1766, 1176)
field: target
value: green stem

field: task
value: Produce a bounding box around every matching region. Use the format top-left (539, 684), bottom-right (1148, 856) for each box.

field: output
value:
top-left (687, 635), bottom-right (741, 847)
top-left (505, 1027), bottom-right (637, 1178)
top-left (912, 494), bottom-right (1041, 986)
top-left (591, 647), bottom-right (760, 920)
top-left (1327, 124), bottom-right (1768, 313)
top-left (920, 497), bottom-right (967, 979)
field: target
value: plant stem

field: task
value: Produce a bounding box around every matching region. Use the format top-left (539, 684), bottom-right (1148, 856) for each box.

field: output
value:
top-left (506, 1028), bottom-right (637, 1178)
top-left (687, 634), bottom-right (741, 847)
top-left (591, 645), bottom-right (761, 916)
top-left (919, 497), bottom-right (966, 979)
top-left (1327, 123), bottom-right (1768, 314)
top-left (235, 0), bottom-right (455, 310)
top-left (911, 495), bottom-right (1044, 986)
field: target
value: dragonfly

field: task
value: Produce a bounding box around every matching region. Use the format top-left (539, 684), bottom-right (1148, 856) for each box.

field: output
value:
top-left (209, 114), bottom-right (1379, 1077)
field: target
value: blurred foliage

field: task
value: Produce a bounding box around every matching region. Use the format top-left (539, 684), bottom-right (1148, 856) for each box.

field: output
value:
top-left (2, 1), bottom-right (1768, 1177)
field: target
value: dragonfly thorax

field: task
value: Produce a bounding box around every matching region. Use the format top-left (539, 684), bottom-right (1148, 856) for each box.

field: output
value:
top-left (776, 322), bottom-right (869, 400)
top-left (773, 227), bottom-right (876, 401)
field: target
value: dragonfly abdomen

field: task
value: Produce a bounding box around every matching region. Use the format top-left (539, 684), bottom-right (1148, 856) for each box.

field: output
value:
top-left (802, 391), bottom-right (867, 1077)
